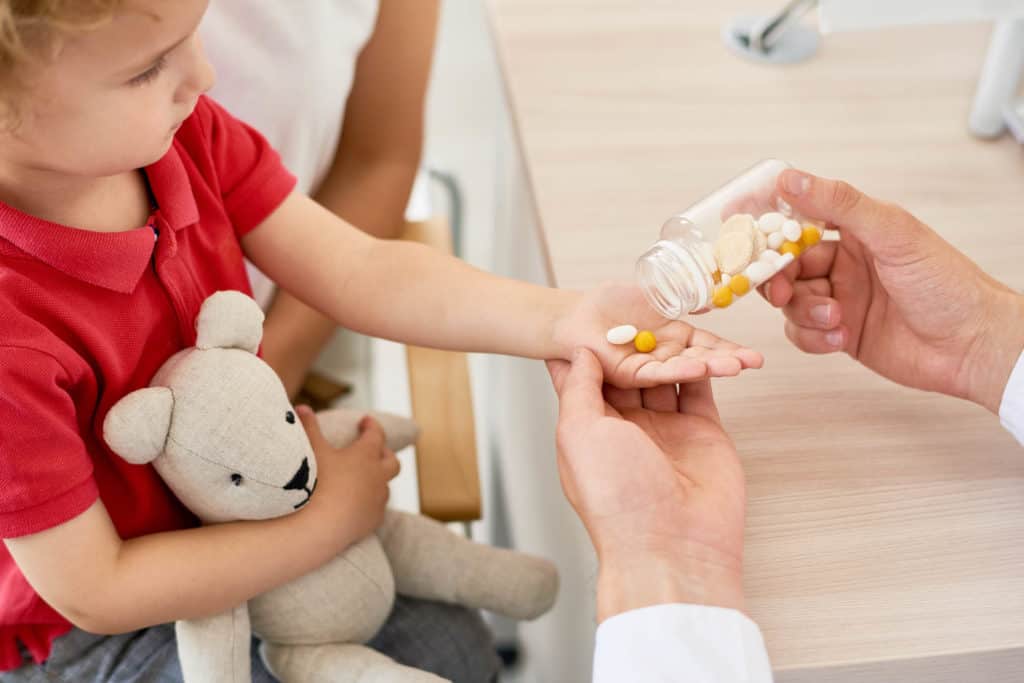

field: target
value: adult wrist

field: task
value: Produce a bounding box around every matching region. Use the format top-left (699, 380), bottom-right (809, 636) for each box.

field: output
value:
top-left (596, 548), bottom-right (746, 623)
top-left (966, 288), bottom-right (1024, 414)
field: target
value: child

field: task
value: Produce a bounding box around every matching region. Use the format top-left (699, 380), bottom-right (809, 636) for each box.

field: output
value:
top-left (0, 1), bottom-right (762, 680)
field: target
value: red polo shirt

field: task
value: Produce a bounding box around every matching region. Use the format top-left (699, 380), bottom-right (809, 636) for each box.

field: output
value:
top-left (0, 95), bottom-right (296, 670)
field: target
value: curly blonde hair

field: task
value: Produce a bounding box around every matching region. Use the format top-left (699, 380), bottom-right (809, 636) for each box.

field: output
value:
top-left (0, 0), bottom-right (122, 126)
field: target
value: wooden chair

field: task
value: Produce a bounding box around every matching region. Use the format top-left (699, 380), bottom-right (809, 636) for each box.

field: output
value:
top-left (399, 216), bottom-right (482, 524)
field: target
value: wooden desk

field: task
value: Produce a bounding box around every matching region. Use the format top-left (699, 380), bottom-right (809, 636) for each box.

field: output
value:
top-left (487, 1), bottom-right (1024, 678)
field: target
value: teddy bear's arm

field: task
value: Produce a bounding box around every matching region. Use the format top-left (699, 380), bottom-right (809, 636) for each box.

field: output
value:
top-left (376, 510), bottom-right (559, 621)
top-left (175, 603), bottom-right (252, 683)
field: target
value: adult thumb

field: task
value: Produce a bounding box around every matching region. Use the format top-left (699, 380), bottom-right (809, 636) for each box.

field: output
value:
top-left (555, 348), bottom-right (606, 427)
top-left (777, 169), bottom-right (923, 249)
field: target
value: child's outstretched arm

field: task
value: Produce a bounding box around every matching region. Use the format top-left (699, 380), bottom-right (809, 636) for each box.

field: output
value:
top-left (243, 193), bottom-right (763, 388)
top-left (4, 412), bottom-right (397, 635)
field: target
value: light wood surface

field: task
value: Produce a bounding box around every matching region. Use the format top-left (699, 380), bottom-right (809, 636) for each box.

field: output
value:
top-left (488, 0), bottom-right (1024, 674)
top-left (402, 217), bottom-right (482, 522)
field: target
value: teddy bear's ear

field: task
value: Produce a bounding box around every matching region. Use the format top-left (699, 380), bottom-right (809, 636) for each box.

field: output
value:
top-left (195, 291), bottom-right (265, 353)
top-left (103, 387), bottom-right (174, 465)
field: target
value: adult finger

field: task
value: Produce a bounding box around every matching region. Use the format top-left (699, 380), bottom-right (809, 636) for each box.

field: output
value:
top-left (783, 319), bottom-right (848, 354)
top-left (677, 379), bottom-right (721, 424)
top-left (554, 348), bottom-right (607, 427)
top-left (777, 170), bottom-right (925, 251)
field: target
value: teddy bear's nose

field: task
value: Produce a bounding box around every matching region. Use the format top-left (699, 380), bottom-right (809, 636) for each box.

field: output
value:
top-left (283, 457), bottom-right (310, 492)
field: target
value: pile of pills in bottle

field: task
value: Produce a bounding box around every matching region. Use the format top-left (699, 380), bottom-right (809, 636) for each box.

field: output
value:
top-left (606, 324), bottom-right (658, 353)
top-left (704, 213), bottom-right (822, 309)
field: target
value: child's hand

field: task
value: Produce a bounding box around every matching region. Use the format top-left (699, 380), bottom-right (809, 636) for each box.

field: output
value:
top-left (296, 406), bottom-right (400, 548)
top-left (551, 283), bottom-right (763, 388)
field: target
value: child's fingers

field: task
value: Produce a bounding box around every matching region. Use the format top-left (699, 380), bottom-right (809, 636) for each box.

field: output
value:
top-left (355, 416), bottom-right (387, 455)
top-left (704, 355), bottom-right (742, 377)
top-left (381, 449), bottom-right (401, 479)
top-left (295, 405), bottom-right (327, 447)
top-left (784, 320), bottom-right (848, 354)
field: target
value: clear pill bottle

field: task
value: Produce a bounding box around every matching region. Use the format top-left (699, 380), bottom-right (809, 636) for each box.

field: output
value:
top-left (636, 159), bottom-right (825, 319)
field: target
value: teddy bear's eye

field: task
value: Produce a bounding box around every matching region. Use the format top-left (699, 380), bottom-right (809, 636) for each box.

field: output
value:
top-left (285, 410), bottom-right (296, 424)
top-left (231, 473), bottom-right (243, 486)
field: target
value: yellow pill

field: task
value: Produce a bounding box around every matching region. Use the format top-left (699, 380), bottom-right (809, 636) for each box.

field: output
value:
top-left (712, 286), bottom-right (734, 308)
top-left (779, 241), bottom-right (802, 258)
top-left (728, 274), bottom-right (751, 296)
top-left (712, 270), bottom-right (722, 284)
top-left (800, 226), bottom-right (822, 247)
top-left (634, 330), bottom-right (657, 353)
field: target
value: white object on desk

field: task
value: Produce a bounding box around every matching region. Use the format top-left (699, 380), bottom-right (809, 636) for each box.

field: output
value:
top-left (817, 0), bottom-right (1024, 32)
top-left (818, 1), bottom-right (1024, 140)
top-left (969, 19), bottom-right (1024, 139)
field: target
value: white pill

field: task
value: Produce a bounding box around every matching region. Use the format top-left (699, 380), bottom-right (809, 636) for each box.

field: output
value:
top-left (721, 214), bottom-right (757, 237)
top-left (776, 252), bottom-right (796, 269)
top-left (721, 273), bottom-right (731, 287)
top-left (759, 249), bottom-right (780, 265)
top-left (753, 228), bottom-right (768, 255)
top-left (744, 261), bottom-right (774, 285)
top-left (767, 231), bottom-right (785, 250)
top-left (606, 324), bottom-right (638, 345)
top-left (758, 212), bottom-right (786, 233)
top-left (782, 219), bottom-right (802, 242)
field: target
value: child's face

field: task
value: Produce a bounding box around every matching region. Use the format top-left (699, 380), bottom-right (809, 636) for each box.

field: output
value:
top-left (3, 0), bottom-right (215, 177)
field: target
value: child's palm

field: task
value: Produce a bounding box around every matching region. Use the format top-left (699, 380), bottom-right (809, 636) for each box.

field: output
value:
top-left (554, 283), bottom-right (763, 388)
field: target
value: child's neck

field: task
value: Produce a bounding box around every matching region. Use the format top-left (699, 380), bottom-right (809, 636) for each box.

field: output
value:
top-left (0, 162), bottom-right (152, 233)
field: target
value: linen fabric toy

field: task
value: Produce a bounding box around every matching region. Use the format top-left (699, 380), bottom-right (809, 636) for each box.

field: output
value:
top-left (103, 291), bottom-right (558, 683)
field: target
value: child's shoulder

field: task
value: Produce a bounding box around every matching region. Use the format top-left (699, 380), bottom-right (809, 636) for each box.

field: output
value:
top-left (171, 95), bottom-right (276, 174)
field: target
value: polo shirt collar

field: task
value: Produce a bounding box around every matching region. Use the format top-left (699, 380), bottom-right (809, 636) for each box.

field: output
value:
top-left (0, 142), bottom-right (200, 294)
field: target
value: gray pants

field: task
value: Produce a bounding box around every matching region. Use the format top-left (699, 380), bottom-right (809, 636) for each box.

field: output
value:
top-left (1, 596), bottom-right (501, 683)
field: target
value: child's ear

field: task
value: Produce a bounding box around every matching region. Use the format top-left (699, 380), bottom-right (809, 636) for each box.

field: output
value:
top-left (103, 387), bottom-right (174, 465)
top-left (195, 290), bottom-right (264, 353)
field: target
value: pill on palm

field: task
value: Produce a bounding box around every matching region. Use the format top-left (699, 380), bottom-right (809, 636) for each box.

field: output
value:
top-left (606, 324), bottom-right (638, 345)
top-left (781, 219), bottom-right (802, 242)
top-left (758, 212), bottom-right (785, 233)
top-left (634, 330), bottom-right (657, 352)
top-left (767, 231), bottom-right (785, 250)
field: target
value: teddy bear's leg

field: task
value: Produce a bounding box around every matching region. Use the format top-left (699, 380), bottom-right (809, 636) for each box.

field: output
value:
top-left (175, 603), bottom-right (251, 683)
top-left (261, 641), bottom-right (448, 683)
top-left (376, 510), bottom-right (558, 621)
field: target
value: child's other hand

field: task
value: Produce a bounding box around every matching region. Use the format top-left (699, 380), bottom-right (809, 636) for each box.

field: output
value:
top-left (551, 283), bottom-right (763, 388)
top-left (296, 406), bottom-right (399, 548)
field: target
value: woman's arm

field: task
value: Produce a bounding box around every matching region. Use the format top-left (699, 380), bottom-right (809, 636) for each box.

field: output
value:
top-left (261, 0), bottom-right (440, 395)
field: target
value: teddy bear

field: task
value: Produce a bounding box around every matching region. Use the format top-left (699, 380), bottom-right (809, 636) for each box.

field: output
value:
top-left (102, 291), bottom-right (559, 683)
